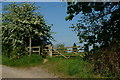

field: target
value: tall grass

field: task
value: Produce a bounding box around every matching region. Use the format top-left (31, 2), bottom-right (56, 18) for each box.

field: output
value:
top-left (43, 57), bottom-right (97, 78)
top-left (2, 54), bottom-right (43, 67)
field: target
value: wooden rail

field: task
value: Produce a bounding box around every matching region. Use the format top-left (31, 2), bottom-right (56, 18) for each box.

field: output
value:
top-left (26, 46), bottom-right (40, 55)
top-left (53, 49), bottom-right (84, 52)
top-left (53, 46), bottom-right (84, 49)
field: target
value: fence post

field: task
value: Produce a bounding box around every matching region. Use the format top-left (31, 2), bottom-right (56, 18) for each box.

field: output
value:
top-left (84, 44), bottom-right (89, 56)
top-left (38, 46), bottom-right (40, 55)
top-left (48, 44), bottom-right (52, 58)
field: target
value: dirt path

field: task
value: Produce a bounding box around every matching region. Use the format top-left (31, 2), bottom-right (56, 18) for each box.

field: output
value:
top-left (1, 65), bottom-right (57, 78)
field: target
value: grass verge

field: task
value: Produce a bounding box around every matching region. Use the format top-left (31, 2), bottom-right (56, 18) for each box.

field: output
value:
top-left (42, 57), bottom-right (98, 78)
top-left (2, 54), bottom-right (43, 67)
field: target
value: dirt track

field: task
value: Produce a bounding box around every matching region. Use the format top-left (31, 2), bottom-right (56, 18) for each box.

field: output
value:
top-left (1, 65), bottom-right (57, 78)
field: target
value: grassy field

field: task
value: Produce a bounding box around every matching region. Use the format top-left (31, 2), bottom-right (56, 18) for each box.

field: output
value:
top-left (42, 57), bottom-right (100, 78)
top-left (2, 54), bottom-right (43, 67)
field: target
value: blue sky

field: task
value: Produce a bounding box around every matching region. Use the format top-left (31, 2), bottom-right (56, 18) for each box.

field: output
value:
top-left (2, 2), bottom-right (82, 47)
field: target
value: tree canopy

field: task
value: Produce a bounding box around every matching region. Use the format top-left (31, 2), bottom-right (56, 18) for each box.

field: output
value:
top-left (66, 2), bottom-right (120, 48)
top-left (2, 2), bottom-right (54, 57)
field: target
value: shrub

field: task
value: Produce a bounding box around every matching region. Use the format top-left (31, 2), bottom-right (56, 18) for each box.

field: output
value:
top-left (92, 46), bottom-right (120, 78)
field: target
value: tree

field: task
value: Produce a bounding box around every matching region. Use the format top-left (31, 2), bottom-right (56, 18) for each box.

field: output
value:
top-left (54, 43), bottom-right (67, 53)
top-left (66, 2), bottom-right (120, 49)
top-left (2, 2), bottom-right (54, 58)
top-left (66, 2), bottom-right (120, 77)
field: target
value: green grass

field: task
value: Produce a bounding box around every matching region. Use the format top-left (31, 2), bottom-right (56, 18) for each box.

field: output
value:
top-left (0, 55), bottom-right (2, 64)
top-left (62, 52), bottom-right (85, 56)
top-left (2, 53), bottom-right (101, 78)
top-left (42, 57), bottom-right (98, 78)
top-left (2, 54), bottom-right (43, 67)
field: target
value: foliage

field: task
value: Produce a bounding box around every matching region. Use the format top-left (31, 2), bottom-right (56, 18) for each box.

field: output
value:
top-left (2, 54), bottom-right (43, 67)
top-left (2, 2), bottom-right (54, 58)
top-left (66, 2), bottom-right (120, 48)
top-left (92, 46), bottom-right (120, 78)
top-left (54, 43), bottom-right (65, 48)
top-left (66, 2), bottom-right (120, 77)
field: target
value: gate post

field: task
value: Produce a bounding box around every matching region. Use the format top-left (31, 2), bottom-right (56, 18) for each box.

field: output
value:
top-left (48, 44), bottom-right (52, 58)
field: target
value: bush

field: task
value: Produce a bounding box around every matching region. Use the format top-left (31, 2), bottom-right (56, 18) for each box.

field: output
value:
top-left (2, 46), bottom-right (26, 59)
top-left (92, 46), bottom-right (120, 78)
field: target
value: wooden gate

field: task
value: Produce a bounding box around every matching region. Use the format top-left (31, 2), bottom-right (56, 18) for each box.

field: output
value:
top-left (52, 46), bottom-right (85, 58)
top-left (25, 44), bottom-right (89, 59)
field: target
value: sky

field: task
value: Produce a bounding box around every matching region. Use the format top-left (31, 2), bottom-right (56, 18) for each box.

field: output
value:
top-left (1, 0), bottom-right (119, 48)
top-left (2, 2), bottom-right (82, 47)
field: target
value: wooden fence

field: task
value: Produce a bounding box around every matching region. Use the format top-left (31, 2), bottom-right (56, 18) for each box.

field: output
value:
top-left (26, 44), bottom-right (53, 57)
top-left (26, 46), bottom-right (40, 55)
top-left (26, 44), bottom-right (89, 59)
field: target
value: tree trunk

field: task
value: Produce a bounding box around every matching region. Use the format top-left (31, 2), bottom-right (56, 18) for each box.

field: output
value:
top-left (29, 37), bottom-right (32, 55)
